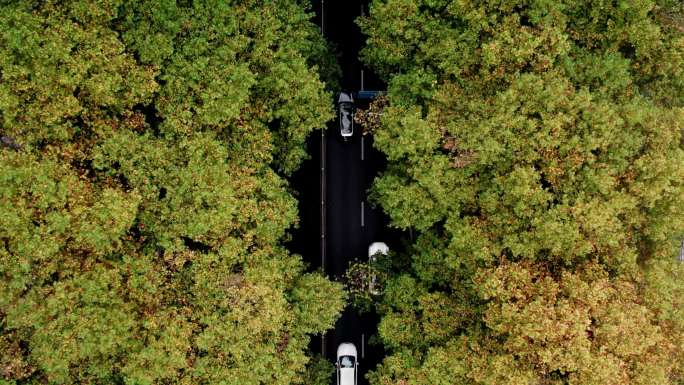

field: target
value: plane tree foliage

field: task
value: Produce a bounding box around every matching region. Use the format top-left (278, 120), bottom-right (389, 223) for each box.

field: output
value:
top-left (0, 1), bottom-right (344, 384)
top-left (369, 260), bottom-right (683, 385)
top-left (360, 0), bottom-right (684, 384)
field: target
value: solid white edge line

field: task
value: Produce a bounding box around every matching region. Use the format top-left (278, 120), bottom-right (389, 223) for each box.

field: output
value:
top-left (361, 69), bottom-right (364, 91)
top-left (321, 0), bottom-right (325, 35)
top-left (322, 334), bottom-right (326, 356)
top-left (361, 135), bottom-right (364, 160)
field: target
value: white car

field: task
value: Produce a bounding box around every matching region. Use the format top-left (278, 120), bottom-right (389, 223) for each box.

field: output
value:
top-left (368, 242), bottom-right (389, 295)
top-left (336, 342), bottom-right (358, 385)
top-left (338, 92), bottom-right (354, 140)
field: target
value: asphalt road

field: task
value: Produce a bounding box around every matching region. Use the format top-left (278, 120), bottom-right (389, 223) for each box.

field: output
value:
top-left (325, 126), bottom-right (390, 385)
top-left (287, 123), bottom-right (391, 385)
top-left (287, 2), bottom-right (393, 384)
top-left (320, 1), bottom-right (392, 383)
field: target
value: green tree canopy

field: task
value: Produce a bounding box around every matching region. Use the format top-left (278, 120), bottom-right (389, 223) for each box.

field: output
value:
top-left (1, 1), bottom-right (343, 384)
top-left (360, 0), bottom-right (684, 383)
top-left (370, 260), bottom-right (683, 385)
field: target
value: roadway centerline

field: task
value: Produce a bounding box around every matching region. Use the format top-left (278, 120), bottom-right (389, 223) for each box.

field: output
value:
top-left (361, 135), bottom-right (365, 160)
top-left (319, 0), bottom-right (326, 358)
top-left (361, 333), bottom-right (365, 358)
top-left (361, 201), bottom-right (365, 227)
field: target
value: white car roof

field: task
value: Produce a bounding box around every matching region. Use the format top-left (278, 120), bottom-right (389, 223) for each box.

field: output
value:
top-left (340, 367), bottom-right (355, 385)
top-left (368, 242), bottom-right (389, 257)
top-left (337, 342), bottom-right (357, 358)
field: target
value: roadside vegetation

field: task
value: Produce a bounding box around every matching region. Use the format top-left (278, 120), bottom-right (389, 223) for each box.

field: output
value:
top-left (2, 1), bottom-right (684, 385)
top-left (359, 0), bottom-right (684, 384)
top-left (0, 1), bottom-right (344, 384)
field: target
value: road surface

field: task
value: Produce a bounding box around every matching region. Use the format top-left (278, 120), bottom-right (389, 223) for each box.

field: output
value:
top-left (289, 2), bottom-right (396, 383)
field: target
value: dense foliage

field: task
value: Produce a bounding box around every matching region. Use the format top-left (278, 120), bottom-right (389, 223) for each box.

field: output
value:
top-left (3, 0), bottom-right (684, 384)
top-left (360, 0), bottom-right (684, 384)
top-left (0, 1), bottom-right (344, 384)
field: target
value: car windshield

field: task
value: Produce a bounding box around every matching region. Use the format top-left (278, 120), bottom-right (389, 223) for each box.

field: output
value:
top-left (339, 355), bottom-right (355, 368)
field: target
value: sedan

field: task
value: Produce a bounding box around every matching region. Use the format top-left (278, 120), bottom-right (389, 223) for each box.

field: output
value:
top-left (368, 242), bottom-right (388, 295)
top-left (336, 342), bottom-right (358, 385)
top-left (338, 92), bottom-right (354, 140)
